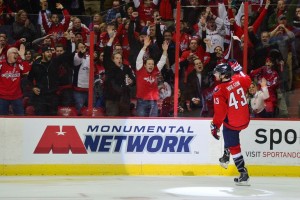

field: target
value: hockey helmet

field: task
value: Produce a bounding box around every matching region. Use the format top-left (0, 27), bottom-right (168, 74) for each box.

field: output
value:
top-left (213, 63), bottom-right (232, 78)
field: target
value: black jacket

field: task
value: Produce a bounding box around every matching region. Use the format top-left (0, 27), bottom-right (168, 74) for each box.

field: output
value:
top-left (28, 58), bottom-right (58, 94)
top-left (28, 41), bottom-right (74, 94)
top-left (185, 70), bottom-right (207, 108)
top-left (103, 45), bottom-right (135, 102)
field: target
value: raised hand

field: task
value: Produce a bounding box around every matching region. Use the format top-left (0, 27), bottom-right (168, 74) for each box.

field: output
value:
top-left (18, 44), bottom-right (26, 59)
top-left (260, 78), bottom-right (267, 87)
top-left (162, 40), bottom-right (169, 52)
top-left (143, 36), bottom-right (151, 48)
top-left (56, 3), bottom-right (64, 9)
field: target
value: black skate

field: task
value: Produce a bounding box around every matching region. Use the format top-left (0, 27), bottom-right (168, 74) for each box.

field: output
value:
top-left (219, 149), bottom-right (230, 169)
top-left (234, 170), bottom-right (250, 186)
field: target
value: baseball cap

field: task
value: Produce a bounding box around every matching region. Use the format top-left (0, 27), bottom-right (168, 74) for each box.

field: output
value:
top-left (41, 46), bottom-right (52, 53)
top-left (140, 29), bottom-right (148, 36)
top-left (115, 13), bottom-right (121, 19)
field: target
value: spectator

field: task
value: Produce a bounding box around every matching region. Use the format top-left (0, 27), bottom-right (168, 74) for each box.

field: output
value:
top-left (115, 13), bottom-right (124, 28)
top-left (70, 17), bottom-right (90, 43)
top-left (179, 38), bottom-right (206, 88)
top-left (171, 20), bottom-right (191, 54)
top-left (88, 13), bottom-right (103, 32)
top-left (269, 23), bottom-right (295, 92)
top-left (106, 0), bottom-right (122, 24)
top-left (124, 3), bottom-right (134, 19)
top-left (250, 57), bottom-right (280, 117)
top-left (21, 48), bottom-right (35, 98)
top-left (267, 0), bottom-right (287, 31)
top-left (28, 45), bottom-right (62, 116)
top-left (127, 11), bottom-right (146, 69)
top-left (182, 0), bottom-right (201, 29)
top-left (135, 36), bottom-right (169, 117)
top-left (0, 0), bottom-right (14, 25)
top-left (248, 29), bottom-right (280, 71)
top-left (115, 17), bottom-right (132, 66)
top-left (0, 33), bottom-right (26, 60)
top-left (24, 49), bottom-right (34, 65)
top-left (53, 33), bottom-right (74, 108)
top-left (31, 33), bottom-right (55, 53)
top-left (204, 45), bottom-right (226, 76)
top-left (94, 51), bottom-right (105, 109)
top-left (72, 41), bottom-right (90, 114)
top-left (12, 10), bottom-right (37, 45)
top-left (70, 32), bottom-right (84, 52)
top-left (248, 78), bottom-right (270, 118)
top-left (156, 28), bottom-right (175, 86)
top-left (293, 6), bottom-right (300, 30)
top-left (98, 22), bottom-right (119, 53)
top-left (0, 46), bottom-right (30, 115)
top-left (198, 6), bottom-right (225, 53)
top-left (184, 57), bottom-right (207, 117)
top-left (41, 3), bottom-right (71, 46)
top-left (158, 0), bottom-right (174, 23)
top-left (103, 30), bottom-right (135, 116)
top-left (35, 0), bottom-right (51, 36)
top-left (133, 0), bottom-right (158, 26)
top-left (228, 0), bottom-right (270, 38)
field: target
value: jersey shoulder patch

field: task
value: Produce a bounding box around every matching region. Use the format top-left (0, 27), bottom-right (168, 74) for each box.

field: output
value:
top-left (213, 87), bottom-right (220, 93)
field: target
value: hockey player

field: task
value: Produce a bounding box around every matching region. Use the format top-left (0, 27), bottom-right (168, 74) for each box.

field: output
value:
top-left (210, 61), bottom-right (251, 185)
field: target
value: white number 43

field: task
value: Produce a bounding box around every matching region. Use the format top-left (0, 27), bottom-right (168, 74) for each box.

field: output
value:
top-left (229, 88), bottom-right (247, 109)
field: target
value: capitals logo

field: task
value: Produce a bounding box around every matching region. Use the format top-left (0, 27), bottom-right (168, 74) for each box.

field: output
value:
top-left (34, 125), bottom-right (195, 154)
top-left (34, 126), bottom-right (87, 154)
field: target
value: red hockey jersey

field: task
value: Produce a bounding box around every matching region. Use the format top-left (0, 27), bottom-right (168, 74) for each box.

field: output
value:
top-left (0, 59), bottom-right (30, 100)
top-left (136, 66), bottom-right (160, 100)
top-left (212, 72), bottom-right (252, 130)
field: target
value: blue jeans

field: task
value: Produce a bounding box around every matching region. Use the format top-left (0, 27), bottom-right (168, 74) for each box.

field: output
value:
top-left (73, 90), bottom-right (88, 114)
top-left (136, 99), bottom-right (158, 117)
top-left (0, 98), bottom-right (24, 116)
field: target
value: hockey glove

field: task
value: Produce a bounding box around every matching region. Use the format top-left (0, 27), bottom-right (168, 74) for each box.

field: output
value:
top-left (228, 59), bottom-right (242, 72)
top-left (210, 121), bottom-right (220, 140)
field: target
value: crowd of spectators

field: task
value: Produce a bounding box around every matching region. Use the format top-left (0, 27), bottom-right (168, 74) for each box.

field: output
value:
top-left (0, 0), bottom-right (300, 118)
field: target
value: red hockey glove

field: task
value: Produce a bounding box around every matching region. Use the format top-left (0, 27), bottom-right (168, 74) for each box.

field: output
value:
top-left (210, 121), bottom-right (220, 140)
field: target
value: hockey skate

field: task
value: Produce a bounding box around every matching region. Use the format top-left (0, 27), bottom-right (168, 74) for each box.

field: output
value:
top-left (234, 170), bottom-right (250, 186)
top-left (219, 149), bottom-right (230, 169)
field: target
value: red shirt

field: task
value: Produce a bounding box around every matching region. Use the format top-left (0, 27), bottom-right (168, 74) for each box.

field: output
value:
top-left (137, 2), bottom-right (157, 24)
top-left (97, 32), bottom-right (119, 53)
top-left (213, 72), bottom-right (251, 130)
top-left (136, 66), bottom-right (160, 100)
top-left (0, 59), bottom-right (30, 100)
top-left (250, 66), bottom-right (279, 110)
top-left (41, 9), bottom-right (70, 46)
top-left (172, 32), bottom-right (191, 53)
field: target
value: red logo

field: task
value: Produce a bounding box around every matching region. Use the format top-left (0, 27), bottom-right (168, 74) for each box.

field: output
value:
top-left (34, 126), bottom-right (87, 154)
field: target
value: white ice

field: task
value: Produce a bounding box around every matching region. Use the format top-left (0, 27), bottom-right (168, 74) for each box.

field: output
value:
top-left (0, 176), bottom-right (299, 200)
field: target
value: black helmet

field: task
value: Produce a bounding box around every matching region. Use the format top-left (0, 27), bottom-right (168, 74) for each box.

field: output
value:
top-left (213, 63), bottom-right (232, 78)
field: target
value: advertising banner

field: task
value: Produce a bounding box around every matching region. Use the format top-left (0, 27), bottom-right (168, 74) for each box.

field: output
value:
top-left (1, 118), bottom-right (299, 167)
